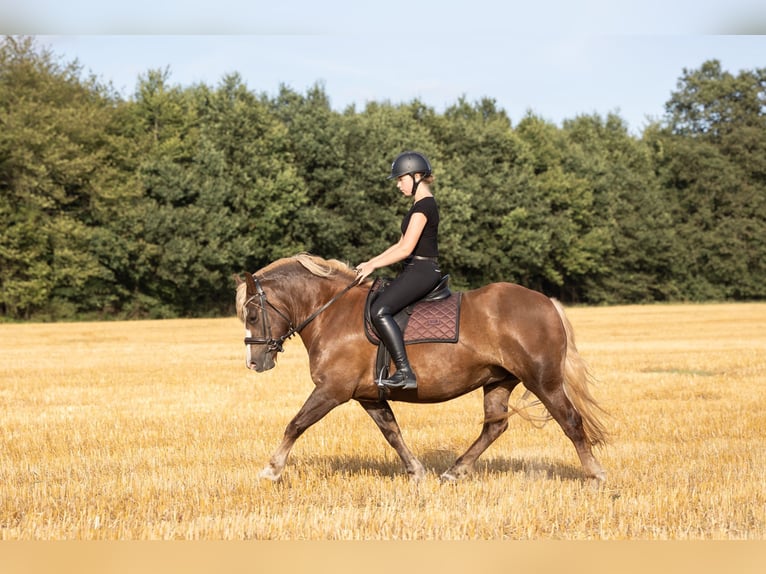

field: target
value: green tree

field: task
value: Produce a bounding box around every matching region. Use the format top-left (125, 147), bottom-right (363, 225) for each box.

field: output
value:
top-left (510, 113), bottom-right (605, 299)
top-left (268, 84), bottom-right (349, 260)
top-left (0, 36), bottom-right (130, 319)
top-left (659, 60), bottom-right (766, 299)
top-left (191, 75), bottom-right (308, 306)
top-left (563, 113), bottom-right (679, 303)
top-left (123, 72), bottom-right (309, 316)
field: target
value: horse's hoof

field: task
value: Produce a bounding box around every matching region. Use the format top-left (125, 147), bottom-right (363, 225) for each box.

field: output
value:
top-left (586, 472), bottom-right (607, 488)
top-left (406, 463), bottom-right (427, 483)
top-left (409, 471), bottom-right (426, 483)
top-left (591, 469), bottom-right (607, 482)
top-left (585, 470), bottom-right (606, 490)
top-left (258, 466), bottom-right (282, 482)
top-left (440, 464), bottom-right (471, 482)
top-left (440, 470), bottom-right (465, 483)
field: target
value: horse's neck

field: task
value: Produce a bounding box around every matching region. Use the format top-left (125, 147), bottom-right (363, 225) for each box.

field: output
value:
top-left (279, 272), bottom-right (342, 320)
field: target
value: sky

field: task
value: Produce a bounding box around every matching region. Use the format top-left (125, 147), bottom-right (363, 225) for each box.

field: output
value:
top-left (3, 1), bottom-right (766, 135)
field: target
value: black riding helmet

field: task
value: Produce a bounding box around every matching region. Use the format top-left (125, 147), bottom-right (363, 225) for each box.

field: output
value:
top-left (387, 151), bottom-right (432, 195)
top-left (387, 151), bottom-right (432, 180)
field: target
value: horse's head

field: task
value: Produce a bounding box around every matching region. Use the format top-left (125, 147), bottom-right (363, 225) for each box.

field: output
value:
top-left (235, 271), bottom-right (294, 372)
top-left (235, 253), bottom-right (361, 372)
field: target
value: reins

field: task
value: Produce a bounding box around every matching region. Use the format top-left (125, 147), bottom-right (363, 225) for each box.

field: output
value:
top-left (244, 274), bottom-right (362, 353)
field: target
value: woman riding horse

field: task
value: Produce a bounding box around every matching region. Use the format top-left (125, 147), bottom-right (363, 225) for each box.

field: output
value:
top-left (237, 253), bottom-right (609, 484)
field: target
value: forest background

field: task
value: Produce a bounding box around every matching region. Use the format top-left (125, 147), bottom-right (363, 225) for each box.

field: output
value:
top-left (1, 36), bottom-right (764, 321)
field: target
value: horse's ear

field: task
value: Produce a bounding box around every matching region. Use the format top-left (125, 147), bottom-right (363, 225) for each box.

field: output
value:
top-left (244, 272), bottom-right (258, 295)
top-left (233, 273), bottom-right (244, 287)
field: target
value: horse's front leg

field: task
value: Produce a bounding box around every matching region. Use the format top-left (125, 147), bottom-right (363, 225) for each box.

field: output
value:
top-left (259, 387), bottom-right (342, 481)
top-left (358, 400), bottom-right (427, 482)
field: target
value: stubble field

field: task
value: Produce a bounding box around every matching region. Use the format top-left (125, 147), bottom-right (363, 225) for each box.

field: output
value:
top-left (0, 303), bottom-right (764, 540)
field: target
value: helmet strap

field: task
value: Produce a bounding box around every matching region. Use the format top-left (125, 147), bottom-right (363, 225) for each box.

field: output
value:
top-left (410, 174), bottom-right (422, 196)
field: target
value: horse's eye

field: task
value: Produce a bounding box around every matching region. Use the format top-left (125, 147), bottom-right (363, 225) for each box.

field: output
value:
top-left (247, 310), bottom-right (259, 324)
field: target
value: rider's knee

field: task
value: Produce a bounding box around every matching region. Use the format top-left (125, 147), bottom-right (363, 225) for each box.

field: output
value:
top-left (371, 303), bottom-right (393, 324)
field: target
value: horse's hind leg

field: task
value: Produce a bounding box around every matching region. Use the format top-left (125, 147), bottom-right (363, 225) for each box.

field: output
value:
top-left (533, 383), bottom-right (606, 484)
top-left (358, 400), bottom-right (427, 481)
top-left (441, 381), bottom-right (514, 482)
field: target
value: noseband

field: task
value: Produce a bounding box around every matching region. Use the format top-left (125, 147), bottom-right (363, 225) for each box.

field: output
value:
top-left (243, 273), bottom-right (361, 354)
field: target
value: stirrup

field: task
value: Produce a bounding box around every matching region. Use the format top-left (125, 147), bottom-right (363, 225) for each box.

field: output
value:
top-left (377, 369), bottom-right (417, 391)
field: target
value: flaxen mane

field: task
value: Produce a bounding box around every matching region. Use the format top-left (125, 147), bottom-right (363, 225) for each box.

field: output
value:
top-left (236, 253), bottom-right (359, 322)
top-left (292, 253), bottom-right (358, 281)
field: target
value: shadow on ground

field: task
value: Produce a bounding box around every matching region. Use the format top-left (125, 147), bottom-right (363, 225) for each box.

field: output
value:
top-left (309, 450), bottom-right (583, 482)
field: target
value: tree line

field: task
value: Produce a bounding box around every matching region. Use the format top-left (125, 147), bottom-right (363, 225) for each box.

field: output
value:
top-left (1, 36), bottom-right (764, 321)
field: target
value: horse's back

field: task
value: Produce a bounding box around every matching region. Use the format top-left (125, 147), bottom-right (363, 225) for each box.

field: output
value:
top-left (463, 281), bottom-right (559, 320)
top-left (459, 281), bottom-right (567, 352)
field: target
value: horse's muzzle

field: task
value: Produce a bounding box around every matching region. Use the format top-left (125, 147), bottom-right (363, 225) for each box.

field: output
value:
top-left (244, 326), bottom-right (278, 372)
top-left (246, 353), bottom-right (276, 372)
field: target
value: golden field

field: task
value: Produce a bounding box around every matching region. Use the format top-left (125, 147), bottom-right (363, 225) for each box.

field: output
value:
top-left (0, 303), bottom-right (764, 540)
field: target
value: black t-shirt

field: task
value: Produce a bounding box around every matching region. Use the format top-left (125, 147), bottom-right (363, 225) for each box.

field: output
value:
top-left (401, 196), bottom-right (439, 257)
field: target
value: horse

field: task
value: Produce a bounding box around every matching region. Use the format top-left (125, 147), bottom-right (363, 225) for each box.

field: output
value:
top-left (235, 253), bottom-right (608, 483)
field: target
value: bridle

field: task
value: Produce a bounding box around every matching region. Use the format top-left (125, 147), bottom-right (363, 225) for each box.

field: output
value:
top-left (243, 273), bottom-right (361, 354)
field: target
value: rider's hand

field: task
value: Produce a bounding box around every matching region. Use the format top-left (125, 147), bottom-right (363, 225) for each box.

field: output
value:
top-left (354, 261), bottom-right (375, 281)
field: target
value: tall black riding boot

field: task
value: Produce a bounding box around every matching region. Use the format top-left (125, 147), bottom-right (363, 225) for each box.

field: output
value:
top-left (373, 312), bottom-right (417, 391)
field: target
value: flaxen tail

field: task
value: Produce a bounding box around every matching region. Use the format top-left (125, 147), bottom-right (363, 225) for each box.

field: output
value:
top-left (550, 299), bottom-right (610, 447)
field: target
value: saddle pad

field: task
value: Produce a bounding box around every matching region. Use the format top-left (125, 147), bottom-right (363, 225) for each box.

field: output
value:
top-left (365, 288), bottom-right (462, 345)
top-left (403, 294), bottom-right (462, 343)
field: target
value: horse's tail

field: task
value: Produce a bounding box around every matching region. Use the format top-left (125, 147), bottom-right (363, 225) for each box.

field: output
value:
top-left (550, 298), bottom-right (610, 447)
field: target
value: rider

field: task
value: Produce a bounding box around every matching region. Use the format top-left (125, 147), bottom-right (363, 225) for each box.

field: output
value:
top-left (355, 151), bottom-right (442, 391)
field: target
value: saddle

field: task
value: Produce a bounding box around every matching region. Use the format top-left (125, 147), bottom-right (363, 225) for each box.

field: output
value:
top-left (364, 276), bottom-right (462, 382)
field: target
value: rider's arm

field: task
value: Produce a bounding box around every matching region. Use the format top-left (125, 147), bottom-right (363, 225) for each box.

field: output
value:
top-left (355, 213), bottom-right (427, 279)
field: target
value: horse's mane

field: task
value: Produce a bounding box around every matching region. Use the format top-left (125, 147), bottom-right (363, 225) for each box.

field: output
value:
top-left (291, 252), bottom-right (358, 280)
top-left (236, 253), bottom-right (359, 321)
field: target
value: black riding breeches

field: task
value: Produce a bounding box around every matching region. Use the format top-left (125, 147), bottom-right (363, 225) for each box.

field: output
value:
top-left (370, 258), bottom-right (442, 323)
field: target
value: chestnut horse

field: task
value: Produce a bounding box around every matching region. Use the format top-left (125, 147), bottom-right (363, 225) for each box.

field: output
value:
top-left (235, 253), bottom-right (608, 483)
